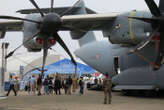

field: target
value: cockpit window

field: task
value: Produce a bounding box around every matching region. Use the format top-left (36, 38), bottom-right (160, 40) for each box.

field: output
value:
top-left (115, 24), bottom-right (120, 29)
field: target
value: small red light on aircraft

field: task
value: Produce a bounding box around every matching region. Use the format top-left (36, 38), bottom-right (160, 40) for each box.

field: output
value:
top-left (152, 35), bottom-right (160, 41)
top-left (152, 35), bottom-right (160, 52)
top-left (36, 38), bottom-right (44, 45)
top-left (49, 39), bottom-right (55, 45)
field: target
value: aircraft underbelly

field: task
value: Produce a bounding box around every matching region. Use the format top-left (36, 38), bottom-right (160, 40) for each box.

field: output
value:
top-left (154, 67), bottom-right (164, 89)
top-left (113, 66), bottom-right (164, 90)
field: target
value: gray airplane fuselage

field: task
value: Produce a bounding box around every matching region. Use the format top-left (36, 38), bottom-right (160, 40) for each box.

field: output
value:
top-left (75, 10), bottom-right (164, 90)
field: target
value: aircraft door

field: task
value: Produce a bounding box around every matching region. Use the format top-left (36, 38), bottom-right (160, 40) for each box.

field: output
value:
top-left (114, 56), bottom-right (120, 75)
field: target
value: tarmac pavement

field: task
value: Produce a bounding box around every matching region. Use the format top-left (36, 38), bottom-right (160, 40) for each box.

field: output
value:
top-left (0, 96), bottom-right (7, 100)
top-left (0, 89), bottom-right (164, 110)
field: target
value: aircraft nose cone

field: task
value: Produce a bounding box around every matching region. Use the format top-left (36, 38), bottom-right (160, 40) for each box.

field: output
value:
top-left (40, 13), bottom-right (62, 33)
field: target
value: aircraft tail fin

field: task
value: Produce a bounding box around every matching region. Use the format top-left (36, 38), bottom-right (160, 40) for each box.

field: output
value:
top-left (17, 7), bottom-right (95, 15)
top-left (17, 0), bottom-right (96, 15)
top-left (69, 0), bottom-right (96, 47)
top-left (76, 32), bottom-right (96, 47)
top-left (159, 0), bottom-right (164, 12)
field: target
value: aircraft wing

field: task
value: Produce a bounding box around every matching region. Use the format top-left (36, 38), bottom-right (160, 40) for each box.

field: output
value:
top-left (0, 20), bottom-right (23, 31)
top-left (61, 13), bottom-right (119, 31)
top-left (0, 13), bottom-right (118, 34)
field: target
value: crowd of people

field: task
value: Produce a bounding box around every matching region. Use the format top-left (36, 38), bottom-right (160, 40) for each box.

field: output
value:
top-left (6, 73), bottom-right (112, 104)
top-left (7, 74), bottom-right (85, 96)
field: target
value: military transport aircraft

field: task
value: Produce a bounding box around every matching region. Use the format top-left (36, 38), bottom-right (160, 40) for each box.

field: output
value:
top-left (1, 0), bottom-right (164, 92)
top-left (73, 0), bottom-right (164, 91)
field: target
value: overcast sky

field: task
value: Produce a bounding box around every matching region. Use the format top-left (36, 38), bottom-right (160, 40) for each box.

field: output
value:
top-left (0, 0), bottom-right (160, 71)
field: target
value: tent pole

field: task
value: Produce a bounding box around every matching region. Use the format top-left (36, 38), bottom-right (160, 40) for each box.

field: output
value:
top-left (75, 65), bottom-right (77, 78)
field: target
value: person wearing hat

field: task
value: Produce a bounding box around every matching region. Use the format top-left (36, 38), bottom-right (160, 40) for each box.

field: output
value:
top-left (103, 73), bottom-right (112, 104)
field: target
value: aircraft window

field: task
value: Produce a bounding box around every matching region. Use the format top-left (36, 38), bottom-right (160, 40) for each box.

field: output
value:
top-left (115, 24), bottom-right (120, 29)
top-left (114, 56), bottom-right (120, 74)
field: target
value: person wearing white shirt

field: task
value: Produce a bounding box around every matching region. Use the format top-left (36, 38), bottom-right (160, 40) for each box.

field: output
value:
top-left (30, 75), bottom-right (36, 95)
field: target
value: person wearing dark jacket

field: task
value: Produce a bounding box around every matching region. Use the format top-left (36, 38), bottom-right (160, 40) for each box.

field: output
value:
top-left (62, 78), bottom-right (67, 94)
top-left (54, 76), bottom-right (61, 95)
top-left (43, 77), bottom-right (49, 95)
top-left (6, 75), bottom-right (17, 96)
top-left (66, 76), bottom-right (72, 95)
top-left (79, 77), bottom-right (84, 95)
top-left (48, 77), bottom-right (53, 95)
top-left (37, 75), bottom-right (42, 96)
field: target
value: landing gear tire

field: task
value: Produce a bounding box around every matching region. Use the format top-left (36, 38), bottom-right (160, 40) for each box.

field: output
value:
top-left (121, 90), bottom-right (131, 96)
top-left (143, 90), bottom-right (158, 97)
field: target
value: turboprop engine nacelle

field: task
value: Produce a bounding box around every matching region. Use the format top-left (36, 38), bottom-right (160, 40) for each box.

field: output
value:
top-left (104, 11), bottom-right (153, 45)
top-left (23, 14), bottom-right (56, 52)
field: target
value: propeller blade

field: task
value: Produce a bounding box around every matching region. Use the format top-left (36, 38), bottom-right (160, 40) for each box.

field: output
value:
top-left (145, 0), bottom-right (161, 17)
top-left (41, 39), bottom-right (48, 77)
top-left (5, 51), bottom-right (15, 59)
top-left (128, 27), bottom-right (159, 54)
top-left (5, 31), bottom-right (40, 59)
top-left (50, 0), bottom-right (54, 13)
top-left (154, 32), bottom-right (164, 70)
top-left (54, 33), bottom-right (77, 65)
top-left (60, 0), bottom-right (81, 16)
top-left (0, 15), bottom-right (40, 24)
top-left (29, 0), bottom-right (44, 17)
